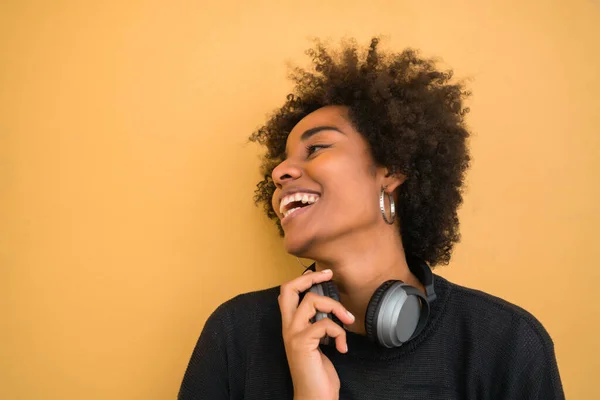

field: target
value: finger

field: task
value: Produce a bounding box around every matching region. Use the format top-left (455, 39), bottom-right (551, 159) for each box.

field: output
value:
top-left (292, 292), bottom-right (355, 331)
top-left (278, 269), bottom-right (334, 327)
top-left (300, 318), bottom-right (348, 354)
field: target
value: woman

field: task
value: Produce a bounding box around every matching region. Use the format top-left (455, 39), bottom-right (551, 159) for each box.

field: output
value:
top-left (179, 37), bottom-right (564, 399)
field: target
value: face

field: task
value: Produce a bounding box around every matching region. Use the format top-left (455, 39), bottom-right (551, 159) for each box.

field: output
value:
top-left (271, 105), bottom-right (401, 257)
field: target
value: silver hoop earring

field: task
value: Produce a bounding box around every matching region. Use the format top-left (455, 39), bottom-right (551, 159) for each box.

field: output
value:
top-left (380, 187), bottom-right (396, 225)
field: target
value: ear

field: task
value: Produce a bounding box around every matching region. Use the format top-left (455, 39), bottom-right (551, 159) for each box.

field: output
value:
top-left (380, 166), bottom-right (406, 193)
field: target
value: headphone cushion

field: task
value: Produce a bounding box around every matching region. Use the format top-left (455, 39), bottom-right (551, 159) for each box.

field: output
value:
top-left (320, 280), bottom-right (340, 302)
top-left (365, 280), bottom-right (397, 343)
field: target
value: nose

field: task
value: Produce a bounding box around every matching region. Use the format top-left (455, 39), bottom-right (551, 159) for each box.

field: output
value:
top-left (272, 159), bottom-right (302, 189)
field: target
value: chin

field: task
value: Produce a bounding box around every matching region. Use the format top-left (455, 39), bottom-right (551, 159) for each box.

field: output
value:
top-left (283, 233), bottom-right (315, 258)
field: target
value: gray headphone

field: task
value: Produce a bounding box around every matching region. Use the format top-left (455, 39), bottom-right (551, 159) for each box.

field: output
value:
top-left (306, 255), bottom-right (437, 348)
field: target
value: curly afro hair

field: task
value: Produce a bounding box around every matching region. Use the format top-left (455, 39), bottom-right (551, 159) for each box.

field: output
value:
top-left (249, 37), bottom-right (471, 267)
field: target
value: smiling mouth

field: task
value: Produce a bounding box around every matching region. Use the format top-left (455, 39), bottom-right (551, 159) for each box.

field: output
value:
top-left (279, 192), bottom-right (320, 221)
top-left (284, 202), bottom-right (312, 218)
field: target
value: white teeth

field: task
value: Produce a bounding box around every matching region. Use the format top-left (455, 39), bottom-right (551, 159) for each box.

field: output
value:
top-left (279, 192), bottom-right (321, 216)
top-left (284, 207), bottom-right (301, 218)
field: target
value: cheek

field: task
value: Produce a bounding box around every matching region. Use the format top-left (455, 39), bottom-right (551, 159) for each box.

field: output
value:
top-left (325, 169), bottom-right (378, 215)
top-left (348, 188), bottom-right (379, 216)
top-left (313, 151), bottom-right (370, 179)
top-left (308, 151), bottom-right (377, 210)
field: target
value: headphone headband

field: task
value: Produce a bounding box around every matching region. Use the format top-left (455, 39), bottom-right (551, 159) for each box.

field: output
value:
top-left (406, 255), bottom-right (437, 303)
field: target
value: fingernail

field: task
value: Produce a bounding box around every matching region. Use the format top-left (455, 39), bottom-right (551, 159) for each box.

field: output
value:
top-left (321, 269), bottom-right (332, 274)
top-left (344, 343), bottom-right (349, 353)
top-left (303, 269), bottom-right (311, 275)
top-left (346, 310), bottom-right (355, 321)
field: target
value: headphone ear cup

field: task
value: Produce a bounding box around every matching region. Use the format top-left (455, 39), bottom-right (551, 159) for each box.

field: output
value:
top-left (321, 280), bottom-right (342, 326)
top-left (307, 280), bottom-right (341, 346)
top-left (365, 280), bottom-right (396, 343)
top-left (307, 280), bottom-right (341, 325)
top-left (366, 281), bottom-right (424, 348)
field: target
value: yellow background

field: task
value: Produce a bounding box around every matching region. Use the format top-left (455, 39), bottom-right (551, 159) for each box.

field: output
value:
top-left (1, 1), bottom-right (598, 398)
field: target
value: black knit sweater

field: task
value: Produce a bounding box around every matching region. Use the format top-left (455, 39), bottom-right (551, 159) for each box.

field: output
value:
top-left (179, 275), bottom-right (564, 399)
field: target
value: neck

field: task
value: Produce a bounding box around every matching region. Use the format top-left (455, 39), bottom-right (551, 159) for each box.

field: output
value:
top-left (311, 226), bottom-right (425, 336)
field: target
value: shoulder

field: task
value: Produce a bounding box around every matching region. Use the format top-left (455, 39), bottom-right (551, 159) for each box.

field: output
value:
top-left (436, 276), bottom-right (564, 398)
top-left (438, 275), bottom-right (556, 362)
top-left (204, 286), bottom-right (282, 339)
top-left (221, 285), bottom-right (280, 307)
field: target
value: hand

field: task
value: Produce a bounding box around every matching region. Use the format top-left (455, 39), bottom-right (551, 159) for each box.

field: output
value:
top-left (278, 269), bottom-right (356, 400)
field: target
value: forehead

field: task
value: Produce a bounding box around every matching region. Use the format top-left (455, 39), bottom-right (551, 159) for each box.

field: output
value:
top-left (287, 105), bottom-right (352, 142)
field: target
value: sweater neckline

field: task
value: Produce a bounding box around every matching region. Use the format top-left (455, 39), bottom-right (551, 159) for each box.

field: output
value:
top-left (321, 274), bottom-right (452, 361)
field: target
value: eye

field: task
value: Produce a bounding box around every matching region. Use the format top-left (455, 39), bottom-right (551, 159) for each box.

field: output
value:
top-left (306, 144), bottom-right (331, 157)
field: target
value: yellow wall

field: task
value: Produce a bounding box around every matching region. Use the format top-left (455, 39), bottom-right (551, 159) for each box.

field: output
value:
top-left (1, 1), bottom-right (598, 398)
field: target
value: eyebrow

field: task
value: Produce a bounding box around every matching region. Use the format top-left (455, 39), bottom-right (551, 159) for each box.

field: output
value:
top-left (300, 125), bottom-right (345, 141)
top-left (283, 125), bottom-right (345, 159)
